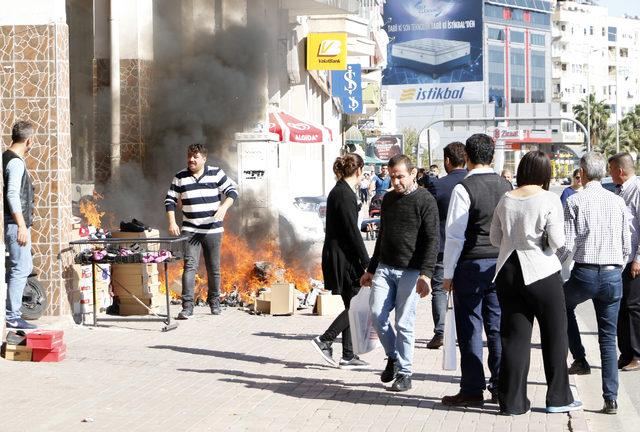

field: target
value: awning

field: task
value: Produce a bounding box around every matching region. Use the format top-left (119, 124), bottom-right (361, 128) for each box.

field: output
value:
top-left (269, 111), bottom-right (333, 144)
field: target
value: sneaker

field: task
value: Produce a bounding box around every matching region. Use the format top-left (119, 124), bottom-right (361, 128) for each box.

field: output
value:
top-left (176, 308), bottom-right (193, 320)
top-left (5, 318), bottom-right (37, 330)
top-left (339, 356), bottom-right (370, 370)
top-left (310, 337), bottom-right (337, 367)
top-left (601, 399), bottom-right (617, 415)
top-left (441, 392), bottom-right (484, 407)
top-left (426, 334), bottom-right (444, 349)
top-left (489, 388), bottom-right (499, 404)
top-left (210, 298), bottom-right (221, 315)
top-left (390, 374), bottom-right (412, 392)
top-left (568, 358), bottom-right (591, 375)
top-left (381, 357), bottom-right (398, 383)
top-left (546, 400), bottom-right (583, 413)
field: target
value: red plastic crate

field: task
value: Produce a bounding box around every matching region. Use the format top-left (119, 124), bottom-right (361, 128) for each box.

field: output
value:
top-left (26, 330), bottom-right (64, 350)
top-left (31, 343), bottom-right (66, 362)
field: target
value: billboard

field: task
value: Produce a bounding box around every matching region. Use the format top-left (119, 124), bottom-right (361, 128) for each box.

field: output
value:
top-left (331, 64), bottom-right (363, 114)
top-left (366, 135), bottom-right (404, 163)
top-left (307, 33), bottom-right (347, 70)
top-left (383, 0), bottom-right (484, 104)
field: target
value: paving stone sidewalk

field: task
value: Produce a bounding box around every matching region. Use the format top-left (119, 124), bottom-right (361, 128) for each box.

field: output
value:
top-left (1, 300), bottom-right (587, 432)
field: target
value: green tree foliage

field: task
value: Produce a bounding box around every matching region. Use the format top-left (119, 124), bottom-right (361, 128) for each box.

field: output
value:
top-left (573, 93), bottom-right (611, 150)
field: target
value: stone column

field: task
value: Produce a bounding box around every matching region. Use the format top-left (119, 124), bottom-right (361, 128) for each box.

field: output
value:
top-left (0, 21), bottom-right (73, 316)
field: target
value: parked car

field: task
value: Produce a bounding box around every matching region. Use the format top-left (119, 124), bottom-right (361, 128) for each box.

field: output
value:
top-left (601, 176), bottom-right (617, 193)
top-left (278, 196), bottom-right (326, 260)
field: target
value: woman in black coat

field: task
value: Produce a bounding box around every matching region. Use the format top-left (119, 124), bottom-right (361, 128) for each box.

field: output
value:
top-left (311, 153), bottom-right (370, 368)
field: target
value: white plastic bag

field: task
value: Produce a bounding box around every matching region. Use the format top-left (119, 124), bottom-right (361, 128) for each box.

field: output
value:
top-left (443, 292), bottom-right (457, 371)
top-left (348, 288), bottom-right (381, 355)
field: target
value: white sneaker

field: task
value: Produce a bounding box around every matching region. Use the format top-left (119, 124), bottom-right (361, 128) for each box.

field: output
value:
top-left (339, 355), bottom-right (370, 370)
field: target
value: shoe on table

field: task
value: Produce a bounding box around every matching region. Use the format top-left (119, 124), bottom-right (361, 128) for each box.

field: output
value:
top-left (621, 357), bottom-right (640, 371)
top-left (339, 355), bottom-right (370, 370)
top-left (546, 400), bottom-right (583, 413)
top-left (5, 318), bottom-right (37, 330)
top-left (390, 374), bottom-right (412, 392)
top-left (441, 392), bottom-right (484, 407)
top-left (601, 399), bottom-right (617, 414)
top-left (381, 357), bottom-right (398, 383)
top-left (176, 308), bottom-right (193, 320)
top-left (426, 334), bottom-right (444, 349)
top-left (310, 337), bottom-right (337, 367)
top-left (210, 298), bottom-right (222, 315)
top-left (568, 358), bottom-right (591, 375)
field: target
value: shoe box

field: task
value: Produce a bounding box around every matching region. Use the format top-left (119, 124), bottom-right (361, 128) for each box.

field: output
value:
top-left (111, 263), bottom-right (162, 315)
top-left (314, 292), bottom-right (344, 316)
top-left (2, 330), bottom-right (66, 362)
top-left (253, 283), bottom-right (297, 315)
top-left (1, 343), bottom-right (32, 361)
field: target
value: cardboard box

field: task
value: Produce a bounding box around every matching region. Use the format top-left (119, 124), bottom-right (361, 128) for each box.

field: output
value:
top-left (26, 330), bottom-right (64, 350)
top-left (117, 289), bottom-right (164, 305)
top-left (270, 283), bottom-right (295, 316)
top-left (1, 343), bottom-right (32, 361)
top-left (315, 293), bottom-right (344, 316)
top-left (111, 272), bottom-right (159, 290)
top-left (111, 263), bottom-right (158, 276)
top-left (254, 298), bottom-right (271, 314)
top-left (32, 344), bottom-right (67, 362)
top-left (117, 293), bottom-right (165, 315)
top-left (111, 229), bottom-right (160, 251)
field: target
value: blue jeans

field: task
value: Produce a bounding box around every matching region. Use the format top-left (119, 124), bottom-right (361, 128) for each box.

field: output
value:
top-left (4, 224), bottom-right (33, 321)
top-left (430, 259), bottom-right (446, 336)
top-left (453, 258), bottom-right (502, 395)
top-left (369, 264), bottom-right (420, 375)
top-left (564, 264), bottom-right (622, 400)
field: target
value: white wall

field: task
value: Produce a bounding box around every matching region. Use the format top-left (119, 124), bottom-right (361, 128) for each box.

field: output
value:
top-left (94, 0), bottom-right (153, 60)
top-left (0, 0), bottom-right (66, 25)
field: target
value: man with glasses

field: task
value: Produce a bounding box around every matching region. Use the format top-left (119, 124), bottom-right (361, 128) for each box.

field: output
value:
top-left (560, 169), bottom-right (582, 207)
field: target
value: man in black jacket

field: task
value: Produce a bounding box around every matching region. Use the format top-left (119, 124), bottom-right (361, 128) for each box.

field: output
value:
top-left (360, 154), bottom-right (439, 392)
top-left (425, 142), bottom-right (467, 349)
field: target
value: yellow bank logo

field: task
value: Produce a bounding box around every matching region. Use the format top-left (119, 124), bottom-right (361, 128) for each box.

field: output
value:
top-left (307, 33), bottom-right (347, 70)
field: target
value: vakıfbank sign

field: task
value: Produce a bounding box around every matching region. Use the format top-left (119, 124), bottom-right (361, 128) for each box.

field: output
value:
top-left (383, 0), bottom-right (484, 104)
top-left (307, 33), bottom-right (347, 70)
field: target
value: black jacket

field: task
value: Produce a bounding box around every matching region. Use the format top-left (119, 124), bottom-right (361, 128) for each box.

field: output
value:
top-left (322, 179), bottom-right (370, 294)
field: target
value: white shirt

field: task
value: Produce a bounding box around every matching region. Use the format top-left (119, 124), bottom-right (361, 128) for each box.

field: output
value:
top-left (443, 167), bottom-right (496, 279)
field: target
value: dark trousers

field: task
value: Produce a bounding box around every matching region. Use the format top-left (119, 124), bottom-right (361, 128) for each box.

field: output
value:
top-left (320, 285), bottom-right (359, 360)
top-left (452, 258), bottom-right (502, 395)
top-left (182, 232), bottom-right (222, 308)
top-left (359, 188), bottom-right (368, 204)
top-left (430, 259), bottom-right (446, 336)
top-left (618, 262), bottom-right (640, 362)
top-left (495, 253), bottom-right (573, 414)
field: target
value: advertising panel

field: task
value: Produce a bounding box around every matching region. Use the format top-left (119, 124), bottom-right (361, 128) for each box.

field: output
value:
top-left (365, 135), bottom-right (404, 163)
top-left (307, 33), bottom-right (347, 70)
top-left (383, 0), bottom-right (484, 104)
top-left (331, 64), bottom-right (363, 114)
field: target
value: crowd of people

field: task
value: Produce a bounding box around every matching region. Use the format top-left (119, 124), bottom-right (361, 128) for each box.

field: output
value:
top-left (310, 132), bottom-right (640, 417)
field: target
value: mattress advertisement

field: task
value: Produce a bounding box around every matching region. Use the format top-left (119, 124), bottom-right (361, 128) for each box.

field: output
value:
top-left (383, 0), bottom-right (484, 104)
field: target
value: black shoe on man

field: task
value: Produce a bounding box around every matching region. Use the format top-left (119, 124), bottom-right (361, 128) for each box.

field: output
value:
top-left (210, 298), bottom-right (221, 315)
top-left (426, 334), bottom-right (444, 349)
top-left (381, 357), bottom-right (398, 383)
top-left (601, 399), bottom-right (618, 414)
top-left (441, 392), bottom-right (484, 407)
top-left (568, 358), bottom-right (591, 375)
top-left (176, 308), bottom-right (193, 320)
top-left (390, 374), bottom-right (412, 392)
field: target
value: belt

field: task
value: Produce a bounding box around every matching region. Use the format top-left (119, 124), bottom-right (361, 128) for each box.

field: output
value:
top-left (574, 263), bottom-right (622, 271)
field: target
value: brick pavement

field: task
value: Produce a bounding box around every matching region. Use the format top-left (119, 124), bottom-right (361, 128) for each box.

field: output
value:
top-left (0, 299), bottom-right (589, 432)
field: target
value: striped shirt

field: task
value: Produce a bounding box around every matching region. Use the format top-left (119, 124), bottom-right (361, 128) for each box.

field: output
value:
top-left (617, 175), bottom-right (640, 263)
top-left (164, 166), bottom-right (238, 234)
top-left (557, 181), bottom-right (631, 266)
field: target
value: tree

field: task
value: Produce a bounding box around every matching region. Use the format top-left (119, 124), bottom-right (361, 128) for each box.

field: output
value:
top-left (572, 93), bottom-right (611, 150)
top-left (618, 104), bottom-right (640, 156)
top-left (402, 127), bottom-right (429, 167)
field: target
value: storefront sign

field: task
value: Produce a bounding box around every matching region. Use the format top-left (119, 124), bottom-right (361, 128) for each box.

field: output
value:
top-left (307, 33), bottom-right (347, 70)
top-left (331, 64), bottom-right (363, 114)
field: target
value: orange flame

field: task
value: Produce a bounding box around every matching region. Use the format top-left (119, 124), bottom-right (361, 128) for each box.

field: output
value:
top-left (78, 191), bottom-right (117, 230)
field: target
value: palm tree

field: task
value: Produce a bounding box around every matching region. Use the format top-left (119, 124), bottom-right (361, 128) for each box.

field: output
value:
top-left (572, 93), bottom-right (611, 149)
top-left (618, 105), bottom-right (640, 155)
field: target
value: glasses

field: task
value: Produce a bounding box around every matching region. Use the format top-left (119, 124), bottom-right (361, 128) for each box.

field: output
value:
top-left (574, 176), bottom-right (581, 179)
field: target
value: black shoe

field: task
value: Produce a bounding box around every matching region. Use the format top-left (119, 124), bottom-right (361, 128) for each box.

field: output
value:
top-left (390, 374), bottom-right (412, 392)
top-left (5, 318), bottom-right (37, 330)
top-left (176, 308), bottom-right (193, 320)
top-left (489, 389), bottom-right (498, 404)
top-left (568, 358), bottom-right (591, 375)
top-left (426, 334), bottom-right (444, 349)
top-left (310, 337), bottom-right (337, 367)
top-left (210, 298), bottom-right (221, 315)
top-left (381, 357), bottom-right (398, 383)
top-left (441, 392), bottom-right (484, 407)
top-left (601, 399), bottom-right (617, 414)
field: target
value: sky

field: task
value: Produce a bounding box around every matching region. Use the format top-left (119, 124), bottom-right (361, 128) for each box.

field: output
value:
top-left (598, 0), bottom-right (640, 17)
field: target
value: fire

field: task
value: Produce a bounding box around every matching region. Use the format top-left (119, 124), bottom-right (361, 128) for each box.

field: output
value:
top-left (158, 233), bottom-right (323, 304)
top-left (78, 191), bottom-right (117, 230)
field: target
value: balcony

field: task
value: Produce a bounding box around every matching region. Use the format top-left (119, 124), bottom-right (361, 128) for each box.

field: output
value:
top-left (307, 14), bottom-right (369, 38)
top-left (283, 0), bottom-right (359, 17)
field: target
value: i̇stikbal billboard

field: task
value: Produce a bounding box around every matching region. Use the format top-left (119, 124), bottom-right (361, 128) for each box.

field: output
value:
top-left (383, 0), bottom-right (484, 105)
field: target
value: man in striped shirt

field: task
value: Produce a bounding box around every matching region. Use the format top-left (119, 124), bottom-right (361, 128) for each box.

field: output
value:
top-left (165, 143), bottom-right (238, 319)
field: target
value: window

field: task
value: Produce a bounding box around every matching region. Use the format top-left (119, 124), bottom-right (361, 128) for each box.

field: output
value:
top-left (561, 24), bottom-right (566, 31)
top-left (488, 28), bottom-right (505, 41)
top-left (530, 11), bottom-right (550, 26)
top-left (512, 8), bottom-right (524, 22)
top-left (590, 26), bottom-right (594, 35)
top-left (510, 31), bottom-right (525, 43)
top-left (488, 47), bottom-right (506, 111)
top-left (602, 27), bottom-right (605, 37)
top-left (530, 33), bottom-right (545, 46)
top-left (485, 4), bottom-right (503, 19)
top-left (510, 48), bottom-right (525, 103)
top-left (608, 26), bottom-right (617, 42)
top-left (620, 48), bottom-right (628, 57)
top-left (531, 51), bottom-right (545, 103)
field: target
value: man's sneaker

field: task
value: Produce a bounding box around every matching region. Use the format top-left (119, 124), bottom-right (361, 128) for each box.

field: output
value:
top-left (601, 399), bottom-right (617, 414)
top-left (426, 334), bottom-right (444, 349)
top-left (381, 357), bottom-right (398, 383)
top-left (339, 356), bottom-right (370, 370)
top-left (210, 298), bottom-right (221, 315)
top-left (176, 308), bottom-right (193, 320)
top-left (5, 318), bottom-right (37, 330)
top-left (546, 400), bottom-right (583, 413)
top-left (390, 374), bottom-right (412, 392)
top-left (310, 337), bottom-right (337, 367)
top-left (568, 358), bottom-right (591, 375)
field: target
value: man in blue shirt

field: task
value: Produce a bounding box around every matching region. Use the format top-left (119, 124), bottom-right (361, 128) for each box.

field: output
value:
top-left (369, 165), bottom-right (391, 198)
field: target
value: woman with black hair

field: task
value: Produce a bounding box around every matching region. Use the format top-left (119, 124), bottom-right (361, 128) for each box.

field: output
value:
top-left (310, 153), bottom-right (371, 369)
top-left (490, 151), bottom-right (581, 415)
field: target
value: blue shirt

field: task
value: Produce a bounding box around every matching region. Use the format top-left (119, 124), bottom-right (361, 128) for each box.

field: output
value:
top-left (560, 186), bottom-right (577, 207)
top-left (373, 175), bottom-right (391, 196)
